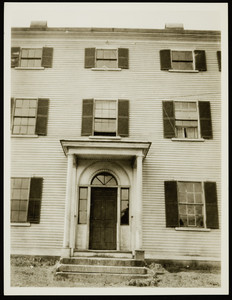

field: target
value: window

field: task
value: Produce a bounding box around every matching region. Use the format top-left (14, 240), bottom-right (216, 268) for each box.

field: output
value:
top-left (78, 187), bottom-right (88, 224)
top-left (177, 182), bottom-right (204, 227)
top-left (160, 49), bottom-right (207, 71)
top-left (174, 102), bottom-right (198, 139)
top-left (81, 99), bottom-right (129, 137)
top-left (164, 181), bottom-right (219, 229)
top-left (11, 98), bottom-right (49, 136)
top-left (11, 47), bottom-right (53, 68)
top-left (11, 177), bottom-right (43, 224)
top-left (94, 100), bottom-right (117, 136)
top-left (162, 101), bottom-right (213, 139)
top-left (121, 188), bottom-right (129, 225)
top-left (85, 48), bottom-right (129, 69)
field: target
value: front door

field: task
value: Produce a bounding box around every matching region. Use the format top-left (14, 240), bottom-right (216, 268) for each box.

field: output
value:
top-left (89, 187), bottom-right (117, 250)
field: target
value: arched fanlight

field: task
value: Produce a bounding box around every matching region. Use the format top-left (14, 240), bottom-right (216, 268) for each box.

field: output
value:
top-left (91, 172), bottom-right (117, 186)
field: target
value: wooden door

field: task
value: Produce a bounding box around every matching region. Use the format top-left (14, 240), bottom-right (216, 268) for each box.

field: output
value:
top-left (89, 187), bottom-right (117, 250)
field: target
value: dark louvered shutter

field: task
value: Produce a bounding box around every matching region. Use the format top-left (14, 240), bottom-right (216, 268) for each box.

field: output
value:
top-left (160, 50), bottom-right (171, 70)
top-left (81, 99), bottom-right (93, 136)
top-left (162, 101), bottom-right (175, 138)
top-left (11, 47), bottom-right (20, 68)
top-left (28, 177), bottom-right (43, 224)
top-left (35, 99), bottom-right (49, 135)
top-left (164, 181), bottom-right (179, 227)
top-left (118, 100), bottom-right (129, 137)
top-left (199, 101), bottom-right (212, 139)
top-left (41, 47), bottom-right (53, 68)
top-left (217, 51), bottom-right (221, 72)
top-left (194, 50), bottom-right (207, 71)
top-left (85, 48), bottom-right (95, 68)
top-left (118, 48), bottom-right (129, 69)
top-left (204, 182), bottom-right (219, 229)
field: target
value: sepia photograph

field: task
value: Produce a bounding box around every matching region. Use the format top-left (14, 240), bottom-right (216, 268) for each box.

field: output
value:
top-left (4, 2), bottom-right (228, 295)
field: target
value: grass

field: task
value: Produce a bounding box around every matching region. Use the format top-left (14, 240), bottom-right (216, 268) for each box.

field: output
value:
top-left (10, 255), bottom-right (221, 288)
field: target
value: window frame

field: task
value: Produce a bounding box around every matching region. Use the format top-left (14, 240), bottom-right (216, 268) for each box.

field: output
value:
top-left (95, 48), bottom-right (118, 69)
top-left (11, 98), bottom-right (39, 136)
top-left (11, 177), bottom-right (31, 224)
top-left (93, 99), bottom-right (119, 137)
top-left (176, 181), bottom-right (207, 229)
top-left (173, 100), bottom-right (201, 140)
top-left (170, 50), bottom-right (196, 71)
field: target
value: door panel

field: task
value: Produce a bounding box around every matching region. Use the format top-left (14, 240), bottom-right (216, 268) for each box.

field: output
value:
top-left (90, 187), bottom-right (117, 250)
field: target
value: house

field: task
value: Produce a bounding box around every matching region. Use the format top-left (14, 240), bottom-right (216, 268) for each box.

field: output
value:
top-left (10, 21), bottom-right (221, 263)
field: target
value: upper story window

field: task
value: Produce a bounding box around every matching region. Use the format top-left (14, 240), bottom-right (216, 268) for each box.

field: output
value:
top-left (84, 48), bottom-right (129, 69)
top-left (11, 177), bottom-right (43, 224)
top-left (81, 99), bottom-right (129, 137)
top-left (11, 47), bottom-right (53, 68)
top-left (160, 49), bottom-right (207, 72)
top-left (11, 98), bottom-right (49, 136)
top-left (164, 181), bottom-right (219, 229)
top-left (162, 101), bottom-right (213, 140)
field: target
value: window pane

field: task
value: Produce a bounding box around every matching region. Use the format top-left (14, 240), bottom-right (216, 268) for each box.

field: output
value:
top-left (121, 188), bottom-right (129, 200)
top-left (29, 108), bottom-right (36, 117)
top-left (187, 205), bottom-right (194, 215)
top-left (23, 99), bottom-right (30, 107)
top-left (34, 59), bottom-right (41, 67)
top-left (34, 49), bottom-right (42, 57)
top-left (80, 187), bottom-right (87, 199)
top-left (121, 201), bottom-right (129, 225)
top-left (195, 193), bottom-right (203, 204)
top-left (187, 193), bottom-right (194, 203)
top-left (179, 204), bottom-right (187, 214)
top-left (21, 118), bottom-right (28, 125)
top-left (186, 183), bottom-right (193, 192)
top-left (79, 199), bottom-right (87, 210)
top-left (195, 205), bottom-right (203, 215)
top-left (179, 215), bottom-right (187, 227)
top-left (196, 215), bottom-right (204, 227)
top-left (28, 49), bottom-right (35, 58)
top-left (178, 182), bottom-right (186, 192)
top-left (19, 200), bottom-right (28, 211)
top-left (28, 118), bottom-right (36, 125)
top-left (16, 99), bottom-right (23, 107)
top-left (194, 182), bottom-right (202, 193)
top-left (12, 189), bottom-right (21, 199)
top-left (28, 60), bottom-right (35, 67)
top-left (11, 211), bottom-right (19, 222)
top-left (27, 126), bottom-right (35, 135)
top-left (20, 60), bottom-right (28, 67)
top-left (186, 127), bottom-right (198, 139)
top-left (96, 49), bottom-right (104, 59)
top-left (13, 126), bottom-right (20, 134)
top-left (188, 215), bottom-right (196, 226)
top-left (21, 49), bottom-right (29, 58)
top-left (21, 108), bottom-right (30, 116)
top-left (13, 178), bottom-right (22, 188)
top-left (79, 211), bottom-right (87, 224)
top-left (96, 60), bottom-right (117, 68)
top-left (18, 211), bottom-right (27, 222)
top-left (21, 178), bottom-right (30, 188)
top-left (14, 108), bottom-right (22, 116)
top-left (11, 200), bottom-right (20, 211)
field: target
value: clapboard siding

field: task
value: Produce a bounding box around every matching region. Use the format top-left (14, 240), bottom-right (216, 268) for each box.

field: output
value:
top-left (11, 30), bottom-right (221, 259)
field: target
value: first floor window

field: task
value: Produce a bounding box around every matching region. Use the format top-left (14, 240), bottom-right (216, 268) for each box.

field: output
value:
top-left (78, 187), bottom-right (88, 224)
top-left (164, 181), bottom-right (219, 229)
top-left (177, 182), bottom-right (204, 227)
top-left (11, 177), bottom-right (43, 224)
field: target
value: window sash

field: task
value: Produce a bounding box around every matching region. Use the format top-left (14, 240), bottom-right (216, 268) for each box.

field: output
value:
top-left (20, 48), bottom-right (42, 67)
top-left (177, 182), bottom-right (205, 228)
top-left (11, 178), bottom-right (30, 223)
top-left (171, 51), bottom-right (194, 70)
top-left (12, 99), bottom-right (38, 135)
top-left (96, 49), bottom-right (117, 68)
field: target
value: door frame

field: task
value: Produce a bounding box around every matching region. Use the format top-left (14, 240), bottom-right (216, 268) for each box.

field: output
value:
top-left (89, 186), bottom-right (118, 250)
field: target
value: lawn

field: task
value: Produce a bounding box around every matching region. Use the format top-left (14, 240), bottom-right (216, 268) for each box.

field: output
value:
top-left (10, 255), bottom-right (221, 288)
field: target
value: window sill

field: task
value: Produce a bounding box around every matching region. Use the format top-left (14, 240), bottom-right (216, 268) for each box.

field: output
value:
top-left (11, 135), bottom-right (39, 138)
top-left (168, 69), bottom-right (199, 73)
top-left (14, 67), bottom-right (45, 70)
top-left (171, 138), bottom-right (204, 142)
top-left (89, 136), bottom-right (122, 140)
top-left (175, 227), bottom-right (210, 232)
top-left (11, 223), bottom-right (31, 227)
top-left (91, 68), bottom-right (122, 71)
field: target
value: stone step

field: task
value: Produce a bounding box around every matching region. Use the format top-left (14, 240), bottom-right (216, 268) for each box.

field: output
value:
top-left (57, 264), bottom-right (147, 275)
top-left (55, 272), bottom-right (150, 283)
top-left (60, 257), bottom-right (145, 267)
top-left (73, 250), bottom-right (133, 259)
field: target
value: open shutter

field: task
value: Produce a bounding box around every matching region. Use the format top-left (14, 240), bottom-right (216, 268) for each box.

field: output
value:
top-left (11, 47), bottom-right (20, 68)
top-left (198, 101), bottom-right (213, 139)
top-left (118, 48), bottom-right (129, 69)
top-left (27, 177), bottom-right (43, 224)
top-left (41, 47), bottom-right (53, 68)
top-left (35, 99), bottom-right (49, 135)
top-left (204, 182), bottom-right (219, 229)
top-left (81, 99), bottom-right (93, 136)
top-left (160, 50), bottom-right (171, 70)
top-left (163, 101), bottom-right (175, 138)
top-left (217, 51), bottom-right (221, 72)
top-left (164, 181), bottom-right (179, 227)
top-left (85, 48), bottom-right (95, 68)
top-left (194, 50), bottom-right (207, 71)
top-left (118, 100), bottom-right (129, 137)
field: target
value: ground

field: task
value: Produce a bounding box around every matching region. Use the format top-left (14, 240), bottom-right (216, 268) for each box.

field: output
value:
top-left (10, 255), bottom-right (221, 288)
